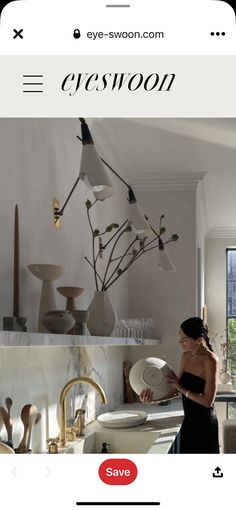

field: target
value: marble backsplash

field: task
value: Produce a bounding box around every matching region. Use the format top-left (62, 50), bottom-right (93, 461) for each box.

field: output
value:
top-left (0, 345), bottom-right (126, 453)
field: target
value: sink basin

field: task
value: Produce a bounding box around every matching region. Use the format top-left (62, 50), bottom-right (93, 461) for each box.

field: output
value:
top-left (39, 422), bottom-right (180, 454)
top-left (81, 430), bottom-right (162, 453)
top-left (97, 410), bottom-right (147, 428)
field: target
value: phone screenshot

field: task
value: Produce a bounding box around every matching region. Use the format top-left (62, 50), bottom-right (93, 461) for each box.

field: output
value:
top-left (0, 1), bottom-right (236, 508)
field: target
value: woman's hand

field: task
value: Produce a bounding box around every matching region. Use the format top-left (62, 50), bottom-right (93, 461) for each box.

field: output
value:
top-left (166, 370), bottom-right (184, 394)
top-left (139, 388), bottom-right (154, 403)
top-left (166, 370), bottom-right (179, 387)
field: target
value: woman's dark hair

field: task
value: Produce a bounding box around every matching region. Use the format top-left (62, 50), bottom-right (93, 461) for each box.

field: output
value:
top-left (180, 316), bottom-right (213, 352)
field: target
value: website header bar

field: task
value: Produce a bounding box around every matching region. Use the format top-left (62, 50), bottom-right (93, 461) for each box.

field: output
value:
top-left (1, 55), bottom-right (235, 116)
top-left (0, 0), bottom-right (235, 55)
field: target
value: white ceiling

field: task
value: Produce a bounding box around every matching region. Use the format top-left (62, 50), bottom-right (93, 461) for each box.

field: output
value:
top-left (92, 118), bottom-right (236, 235)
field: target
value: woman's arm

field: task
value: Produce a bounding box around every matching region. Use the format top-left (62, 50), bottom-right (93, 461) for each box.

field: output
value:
top-left (176, 356), bottom-right (219, 408)
top-left (178, 352), bottom-right (186, 379)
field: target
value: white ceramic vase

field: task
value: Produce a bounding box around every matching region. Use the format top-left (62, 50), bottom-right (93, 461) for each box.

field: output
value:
top-left (86, 291), bottom-right (116, 337)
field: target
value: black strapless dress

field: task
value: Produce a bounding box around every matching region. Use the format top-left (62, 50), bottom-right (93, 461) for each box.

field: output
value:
top-left (170, 371), bottom-right (219, 454)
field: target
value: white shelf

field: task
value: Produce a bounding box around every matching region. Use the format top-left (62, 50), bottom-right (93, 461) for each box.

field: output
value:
top-left (0, 330), bottom-right (161, 348)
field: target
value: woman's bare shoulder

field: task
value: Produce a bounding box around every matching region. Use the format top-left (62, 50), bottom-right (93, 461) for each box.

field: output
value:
top-left (204, 350), bottom-right (219, 366)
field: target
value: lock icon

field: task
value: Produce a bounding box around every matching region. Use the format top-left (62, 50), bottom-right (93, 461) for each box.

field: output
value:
top-left (73, 29), bottom-right (81, 39)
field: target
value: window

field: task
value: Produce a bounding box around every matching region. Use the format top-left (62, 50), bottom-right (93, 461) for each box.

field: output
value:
top-left (226, 249), bottom-right (236, 375)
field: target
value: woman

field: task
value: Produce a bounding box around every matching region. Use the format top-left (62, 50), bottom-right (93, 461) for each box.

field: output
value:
top-left (140, 317), bottom-right (220, 453)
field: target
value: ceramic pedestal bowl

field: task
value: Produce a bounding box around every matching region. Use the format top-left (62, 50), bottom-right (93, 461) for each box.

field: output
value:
top-left (28, 264), bottom-right (65, 281)
top-left (57, 286), bottom-right (84, 311)
top-left (71, 310), bottom-right (89, 335)
top-left (27, 264), bottom-right (66, 332)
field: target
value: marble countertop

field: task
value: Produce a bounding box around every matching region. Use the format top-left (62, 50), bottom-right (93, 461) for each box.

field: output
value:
top-left (0, 330), bottom-right (161, 347)
top-left (215, 393), bottom-right (236, 401)
top-left (83, 399), bottom-right (184, 454)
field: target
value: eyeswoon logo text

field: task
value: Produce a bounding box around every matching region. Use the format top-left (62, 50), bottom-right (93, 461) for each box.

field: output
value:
top-left (61, 72), bottom-right (176, 96)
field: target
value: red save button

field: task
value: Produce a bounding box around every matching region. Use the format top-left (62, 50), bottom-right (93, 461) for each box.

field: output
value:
top-left (99, 459), bottom-right (138, 485)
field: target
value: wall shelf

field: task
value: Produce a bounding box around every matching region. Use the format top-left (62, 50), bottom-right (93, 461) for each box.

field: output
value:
top-left (0, 330), bottom-right (161, 348)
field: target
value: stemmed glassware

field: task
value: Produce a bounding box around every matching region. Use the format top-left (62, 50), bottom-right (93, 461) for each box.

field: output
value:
top-left (112, 317), bottom-right (155, 342)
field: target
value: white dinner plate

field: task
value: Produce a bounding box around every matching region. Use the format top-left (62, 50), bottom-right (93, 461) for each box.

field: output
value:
top-left (0, 442), bottom-right (15, 454)
top-left (129, 357), bottom-right (173, 401)
top-left (97, 410), bottom-right (147, 428)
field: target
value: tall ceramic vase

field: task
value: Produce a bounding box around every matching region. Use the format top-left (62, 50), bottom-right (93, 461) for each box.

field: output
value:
top-left (86, 291), bottom-right (116, 337)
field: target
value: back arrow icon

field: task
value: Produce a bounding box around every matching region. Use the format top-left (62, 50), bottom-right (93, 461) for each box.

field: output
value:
top-left (11, 467), bottom-right (17, 477)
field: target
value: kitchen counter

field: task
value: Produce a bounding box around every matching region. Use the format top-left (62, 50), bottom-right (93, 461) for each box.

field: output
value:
top-left (38, 394), bottom-right (232, 454)
top-left (83, 399), bottom-right (184, 454)
top-left (0, 330), bottom-right (161, 347)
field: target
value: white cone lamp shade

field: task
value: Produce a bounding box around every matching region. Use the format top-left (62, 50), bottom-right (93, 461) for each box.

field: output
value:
top-left (128, 201), bottom-right (152, 237)
top-left (80, 144), bottom-right (115, 201)
top-left (158, 247), bottom-right (176, 272)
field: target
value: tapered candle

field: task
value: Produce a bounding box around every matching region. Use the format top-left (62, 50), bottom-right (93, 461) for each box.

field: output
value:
top-left (13, 204), bottom-right (19, 317)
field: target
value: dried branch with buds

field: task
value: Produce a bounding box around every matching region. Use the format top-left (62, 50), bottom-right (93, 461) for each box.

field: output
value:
top-left (84, 200), bottom-right (179, 291)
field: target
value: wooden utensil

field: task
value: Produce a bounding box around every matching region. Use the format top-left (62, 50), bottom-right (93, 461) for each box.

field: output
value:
top-left (5, 397), bottom-right (13, 441)
top-left (5, 397), bottom-right (13, 417)
top-left (0, 406), bottom-right (12, 442)
top-left (26, 411), bottom-right (41, 451)
top-left (35, 412), bottom-right (41, 426)
top-left (0, 408), bottom-right (4, 435)
top-left (17, 404), bottom-right (37, 453)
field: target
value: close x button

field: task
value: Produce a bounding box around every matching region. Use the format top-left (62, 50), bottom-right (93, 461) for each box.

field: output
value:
top-left (13, 28), bottom-right (23, 39)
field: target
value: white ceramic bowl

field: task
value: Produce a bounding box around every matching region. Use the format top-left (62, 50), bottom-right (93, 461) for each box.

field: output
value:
top-left (27, 264), bottom-right (66, 281)
top-left (129, 357), bottom-right (173, 401)
top-left (97, 410), bottom-right (147, 428)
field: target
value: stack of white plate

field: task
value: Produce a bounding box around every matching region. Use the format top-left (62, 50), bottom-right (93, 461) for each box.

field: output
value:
top-left (97, 410), bottom-right (147, 428)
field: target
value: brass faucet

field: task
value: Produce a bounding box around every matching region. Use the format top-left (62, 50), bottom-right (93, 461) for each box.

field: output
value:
top-left (75, 408), bottom-right (85, 436)
top-left (59, 376), bottom-right (107, 447)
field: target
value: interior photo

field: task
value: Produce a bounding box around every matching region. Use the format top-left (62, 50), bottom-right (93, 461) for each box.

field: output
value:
top-left (0, 117), bottom-right (236, 454)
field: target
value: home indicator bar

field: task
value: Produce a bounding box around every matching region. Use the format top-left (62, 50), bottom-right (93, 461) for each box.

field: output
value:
top-left (76, 504), bottom-right (161, 506)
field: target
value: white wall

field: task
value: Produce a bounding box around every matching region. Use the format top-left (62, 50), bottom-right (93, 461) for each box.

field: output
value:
top-left (0, 119), bottom-right (129, 331)
top-left (128, 189), bottom-right (197, 371)
top-left (196, 182), bottom-right (206, 317)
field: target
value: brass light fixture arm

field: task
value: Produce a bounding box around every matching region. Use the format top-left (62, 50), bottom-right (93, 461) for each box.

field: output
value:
top-left (53, 175), bottom-right (81, 222)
